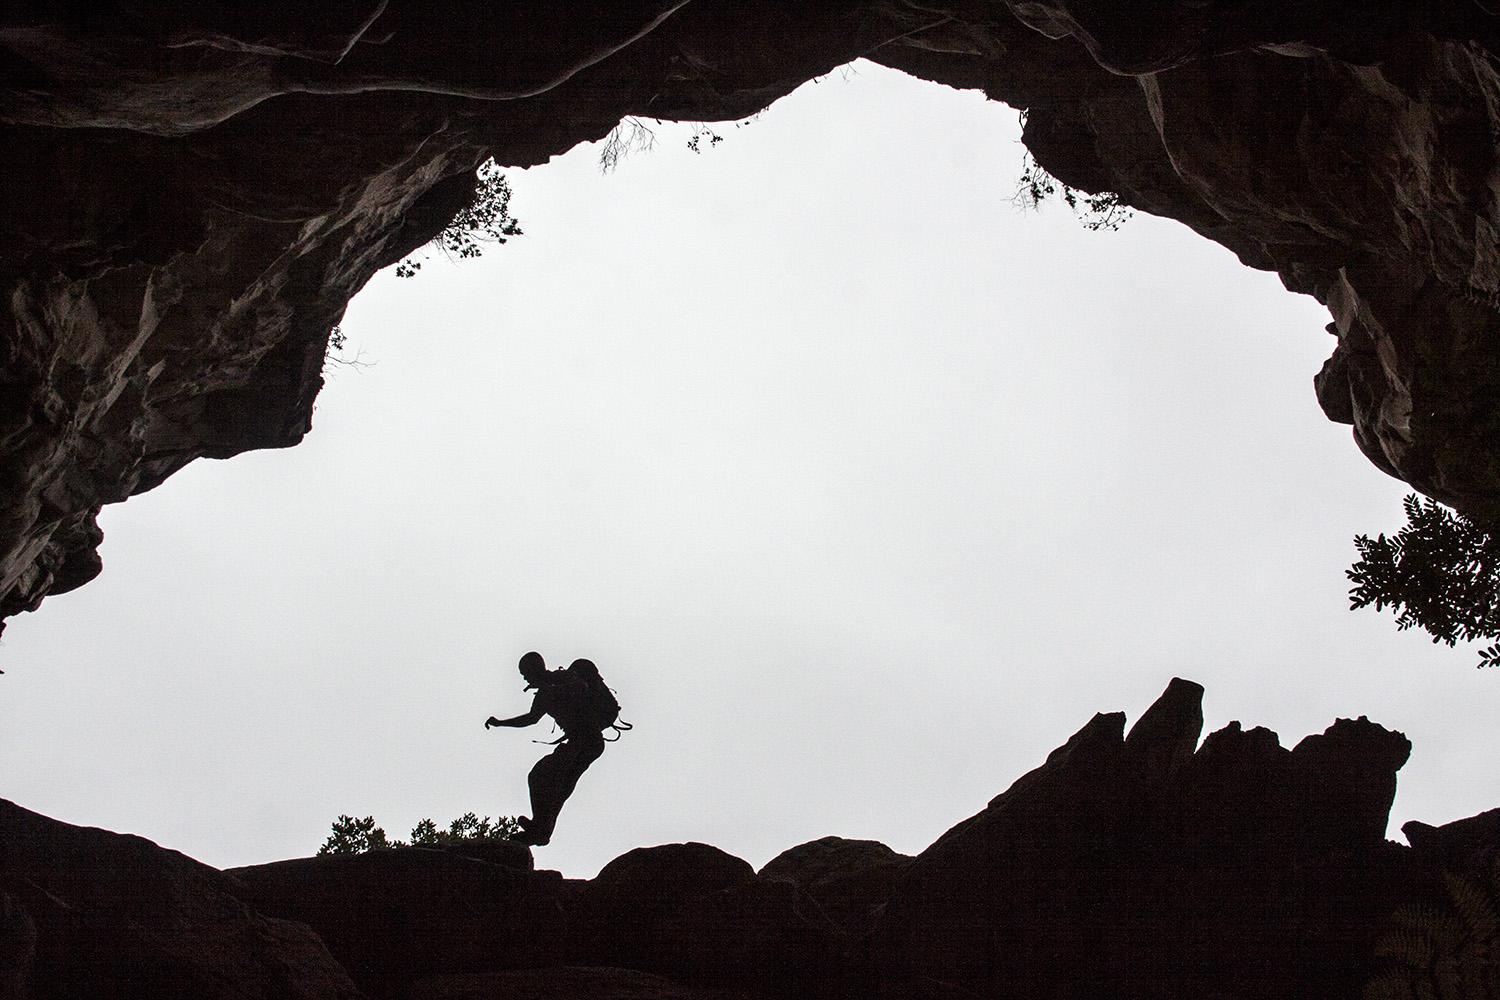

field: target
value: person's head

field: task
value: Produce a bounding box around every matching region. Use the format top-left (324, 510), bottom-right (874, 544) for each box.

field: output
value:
top-left (518, 651), bottom-right (546, 688)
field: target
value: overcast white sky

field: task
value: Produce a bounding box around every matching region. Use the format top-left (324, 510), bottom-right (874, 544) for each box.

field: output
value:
top-left (3, 62), bottom-right (1497, 878)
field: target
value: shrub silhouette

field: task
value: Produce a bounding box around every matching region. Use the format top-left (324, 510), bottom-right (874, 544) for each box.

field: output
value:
top-left (318, 814), bottom-right (393, 855)
top-left (411, 812), bottom-right (521, 844)
top-left (319, 811), bottom-right (521, 854)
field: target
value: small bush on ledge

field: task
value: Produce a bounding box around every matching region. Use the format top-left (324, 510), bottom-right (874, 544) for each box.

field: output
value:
top-left (318, 811), bottom-right (522, 855)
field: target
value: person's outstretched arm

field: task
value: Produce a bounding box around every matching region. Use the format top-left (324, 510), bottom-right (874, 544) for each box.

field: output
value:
top-left (485, 696), bottom-right (544, 729)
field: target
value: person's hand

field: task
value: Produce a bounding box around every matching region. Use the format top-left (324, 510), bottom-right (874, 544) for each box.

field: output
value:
top-left (485, 716), bottom-right (501, 729)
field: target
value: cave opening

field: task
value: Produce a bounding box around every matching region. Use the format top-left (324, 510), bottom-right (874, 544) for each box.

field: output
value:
top-left (2, 60), bottom-right (1495, 879)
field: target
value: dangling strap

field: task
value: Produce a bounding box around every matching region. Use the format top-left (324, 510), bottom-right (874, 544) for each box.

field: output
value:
top-left (532, 721), bottom-right (568, 746)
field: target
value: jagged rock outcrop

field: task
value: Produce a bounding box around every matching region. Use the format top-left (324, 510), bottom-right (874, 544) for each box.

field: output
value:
top-left (7, 5), bottom-right (1500, 633)
top-left (10, 679), bottom-right (1497, 998)
top-left (873, 677), bottom-right (1419, 997)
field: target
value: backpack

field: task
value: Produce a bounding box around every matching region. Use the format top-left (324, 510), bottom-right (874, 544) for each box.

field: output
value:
top-left (553, 659), bottom-right (632, 740)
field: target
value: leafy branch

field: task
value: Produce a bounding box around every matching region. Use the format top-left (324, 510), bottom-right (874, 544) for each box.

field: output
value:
top-left (599, 114), bottom-right (760, 172)
top-left (1348, 493), bottom-right (1500, 668)
top-left (396, 158), bottom-right (522, 278)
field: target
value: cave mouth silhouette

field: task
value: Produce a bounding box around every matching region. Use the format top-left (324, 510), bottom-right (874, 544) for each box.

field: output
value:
top-left (8, 9), bottom-right (1500, 997)
top-left (5, 60), bottom-right (1484, 884)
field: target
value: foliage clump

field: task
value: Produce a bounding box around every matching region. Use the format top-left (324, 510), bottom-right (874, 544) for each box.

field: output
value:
top-left (318, 811), bottom-right (522, 855)
top-left (396, 159), bottom-right (522, 278)
top-left (318, 814), bottom-right (392, 855)
top-left (1348, 493), bottom-right (1500, 668)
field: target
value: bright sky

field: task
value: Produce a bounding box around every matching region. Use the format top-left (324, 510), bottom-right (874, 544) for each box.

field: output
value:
top-left (3, 61), bottom-right (1497, 878)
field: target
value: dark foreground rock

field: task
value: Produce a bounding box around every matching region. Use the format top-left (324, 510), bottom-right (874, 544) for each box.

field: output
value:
top-left (227, 846), bottom-right (570, 995)
top-left (0, 798), bottom-right (361, 1000)
top-left (873, 679), bottom-right (1426, 998)
top-left (568, 842), bottom-right (845, 993)
top-left (8, 679), bottom-right (1500, 999)
top-left (394, 966), bottom-right (740, 1000)
top-left (757, 836), bottom-right (913, 939)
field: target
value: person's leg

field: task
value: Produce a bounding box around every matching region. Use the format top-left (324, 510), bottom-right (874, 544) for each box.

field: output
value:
top-left (517, 746), bottom-right (569, 844)
top-left (530, 735), bottom-right (604, 841)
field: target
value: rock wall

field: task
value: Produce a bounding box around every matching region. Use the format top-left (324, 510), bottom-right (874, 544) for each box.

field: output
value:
top-left (0, 797), bottom-right (361, 999)
top-left (7, 680), bottom-right (1496, 998)
top-left (6, 3), bottom-right (1500, 631)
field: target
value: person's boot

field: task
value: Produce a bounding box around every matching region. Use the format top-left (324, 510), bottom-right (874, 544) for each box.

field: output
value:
top-left (510, 816), bottom-right (550, 847)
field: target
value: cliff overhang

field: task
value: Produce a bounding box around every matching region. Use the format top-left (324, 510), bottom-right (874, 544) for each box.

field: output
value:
top-left (6, 3), bottom-right (1500, 630)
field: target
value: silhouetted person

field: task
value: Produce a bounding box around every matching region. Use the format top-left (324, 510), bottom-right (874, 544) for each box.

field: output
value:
top-left (485, 652), bottom-right (626, 846)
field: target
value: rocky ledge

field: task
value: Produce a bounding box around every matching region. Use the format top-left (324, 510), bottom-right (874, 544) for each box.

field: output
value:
top-left (5, 680), bottom-right (1497, 999)
top-left (7, 4), bottom-right (1500, 634)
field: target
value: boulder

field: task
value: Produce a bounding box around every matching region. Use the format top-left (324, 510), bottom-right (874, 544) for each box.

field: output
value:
top-left (758, 837), bottom-right (913, 939)
top-left (228, 847), bottom-right (570, 995)
top-left (0, 798), bottom-right (362, 999)
top-left (587, 843), bottom-right (756, 920)
top-left (571, 843), bottom-right (843, 991)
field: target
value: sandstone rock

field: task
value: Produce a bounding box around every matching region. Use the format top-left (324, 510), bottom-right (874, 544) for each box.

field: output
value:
top-left (1290, 715), bottom-right (1412, 851)
top-left (1404, 806), bottom-right (1500, 865)
top-left (8, 5), bottom-right (1500, 631)
top-left (572, 843), bottom-right (842, 991)
top-left (418, 838), bottom-right (536, 871)
top-left (757, 836), bottom-right (913, 939)
top-left (0, 675), bottom-right (1486, 998)
top-left (228, 847), bottom-right (571, 994)
top-left (0, 891), bottom-right (37, 1000)
top-left (588, 843), bottom-right (756, 915)
top-left (0, 798), bottom-right (362, 999)
top-left (873, 679), bottom-right (1416, 997)
top-left (1179, 720), bottom-right (1295, 861)
top-left (396, 966), bottom-right (733, 1000)
top-left (1123, 675), bottom-right (1204, 784)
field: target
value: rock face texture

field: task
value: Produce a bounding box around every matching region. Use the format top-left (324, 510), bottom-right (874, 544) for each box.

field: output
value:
top-left (873, 678), bottom-right (1421, 997)
top-left (0, 798), bottom-right (361, 1000)
top-left (757, 836), bottom-right (913, 939)
top-left (226, 848), bottom-right (571, 995)
top-left (8, 679), bottom-right (1498, 999)
top-left (7, 5), bottom-right (1500, 631)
